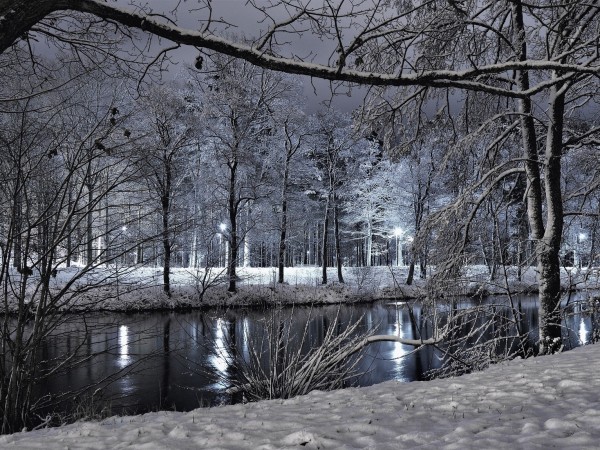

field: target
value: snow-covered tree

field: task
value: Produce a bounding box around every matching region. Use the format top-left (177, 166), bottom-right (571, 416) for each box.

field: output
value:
top-left (343, 134), bottom-right (404, 268)
top-left (193, 56), bottom-right (290, 292)
top-left (305, 110), bottom-right (365, 283)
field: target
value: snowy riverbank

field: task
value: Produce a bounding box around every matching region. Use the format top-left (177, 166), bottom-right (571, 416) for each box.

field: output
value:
top-left (2, 342), bottom-right (599, 449)
top-left (7, 264), bottom-right (600, 313)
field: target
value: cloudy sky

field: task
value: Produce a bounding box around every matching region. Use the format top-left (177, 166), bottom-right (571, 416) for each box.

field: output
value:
top-left (116, 0), bottom-right (366, 112)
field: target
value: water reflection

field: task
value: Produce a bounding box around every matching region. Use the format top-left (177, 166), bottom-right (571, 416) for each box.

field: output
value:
top-left (209, 319), bottom-right (230, 389)
top-left (579, 318), bottom-right (588, 344)
top-left (31, 293), bottom-right (596, 419)
top-left (388, 306), bottom-right (408, 374)
top-left (118, 325), bottom-right (130, 366)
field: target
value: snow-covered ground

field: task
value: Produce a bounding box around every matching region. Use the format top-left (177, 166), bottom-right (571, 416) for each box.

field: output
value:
top-left (2, 342), bottom-right (599, 449)
top-left (7, 263), bottom-right (600, 312)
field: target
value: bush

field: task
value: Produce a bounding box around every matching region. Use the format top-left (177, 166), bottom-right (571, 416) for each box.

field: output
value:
top-left (211, 307), bottom-right (373, 401)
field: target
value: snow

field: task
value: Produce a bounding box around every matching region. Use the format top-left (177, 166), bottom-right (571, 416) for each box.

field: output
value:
top-left (5, 263), bottom-right (596, 313)
top-left (2, 265), bottom-right (426, 313)
top-left (2, 264), bottom-right (599, 447)
top-left (1, 343), bottom-right (599, 448)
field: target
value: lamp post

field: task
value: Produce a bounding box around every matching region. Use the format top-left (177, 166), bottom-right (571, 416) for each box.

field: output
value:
top-left (394, 227), bottom-right (403, 267)
top-left (406, 235), bottom-right (413, 270)
top-left (219, 223), bottom-right (228, 268)
top-left (120, 225), bottom-right (127, 265)
top-left (217, 233), bottom-right (222, 266)
top-left (578, 232), bottom-right (587, 269)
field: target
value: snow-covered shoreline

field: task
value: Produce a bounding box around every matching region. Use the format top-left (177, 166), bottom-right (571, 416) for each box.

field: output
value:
top-left (2, 342), bottom-right (598, 449)
top-left (6, 264), bottom-right (599, 314)
top-left (2, 265), bottom-right (599, 448)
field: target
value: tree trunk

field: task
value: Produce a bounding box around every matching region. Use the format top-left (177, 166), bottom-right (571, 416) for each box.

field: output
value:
top-left (516, 204), bottom-right (528, 282)
top-left (104, 172), bottom-right (110, 267)
top-left (333, 194), bottom-right (344, 283)
top-left (512, 0), bottom-right (564, 354)
top-left (537, 82), bottom-right (566, 353)
top-left (243, 203), bottom-right (251, 267)
top-left (278, 201), bottom-right (288, 284)
top-left (12, 193), bottom-right (22, 270)
top-left (136, 208), bottom-right (143, 265)
top-left (406, 262), bottom-right (415, 285)
top-left (366, 221), bottom-right (373, 267)
top-left (66, 184), bottom-right (72, 267)
top-left (303, 227), bottom-right (308, 265)
top-left (278, 158), bottom-right (291, 283)
top-left (161, 194), bottom-right (171, 297)
top-left (161, 150), bottom-right (173, 297)
top-left (227, 159), bottom-right (238, 293)
top-left (86, 183), bottom-right (94, 266)
top-left (322, 199), bottom-right (330, 284)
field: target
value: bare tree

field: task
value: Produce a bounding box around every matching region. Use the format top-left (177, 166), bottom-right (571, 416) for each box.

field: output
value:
top-left (132, 83), bottom-right (196, 296)
top-left (276, 114), bottom-right (308, 284)
top-left (306, 111), bottom-right (361, 284)
top-left (0, 64), bottom-right (143, 433)
top-left (192, 57), bottom-right (290, 292)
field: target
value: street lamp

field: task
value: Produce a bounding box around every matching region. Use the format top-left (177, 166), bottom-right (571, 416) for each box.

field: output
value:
top-left (217, 233), bottom-right (222, 267)
top-left (120, 225), bottom-right (128, 265)
top-left (394, 227), bottom-right (403, 267)
top-left (577, 232), bottom-right (587, 269)
top-left (219, 223), bottom-right (228, 268)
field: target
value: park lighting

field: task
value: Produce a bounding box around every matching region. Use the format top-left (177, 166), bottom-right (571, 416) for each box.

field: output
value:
top-left (394, 227), bottom-right (403, 267)
top-left (219, 223), bottom-right (229, 267)
top-left (577, 232), bottom-right (587, 269)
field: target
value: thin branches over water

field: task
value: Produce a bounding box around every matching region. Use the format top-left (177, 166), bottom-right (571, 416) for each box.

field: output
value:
top-left (210, 307), bottom-right (374, 401)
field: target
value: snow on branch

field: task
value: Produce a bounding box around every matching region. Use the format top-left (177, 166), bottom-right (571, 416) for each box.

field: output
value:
top-left (3, 0), bottom-right (600, 97)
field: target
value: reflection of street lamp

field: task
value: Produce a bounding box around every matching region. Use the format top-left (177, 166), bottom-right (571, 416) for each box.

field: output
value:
top-left (394, 227), bottom-right (403, 266)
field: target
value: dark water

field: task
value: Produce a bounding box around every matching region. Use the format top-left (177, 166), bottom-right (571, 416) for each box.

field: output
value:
top-left (34, 293), bottom-right (596, 418)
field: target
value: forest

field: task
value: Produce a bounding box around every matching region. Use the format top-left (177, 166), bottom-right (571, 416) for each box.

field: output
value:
top-left (5, 49), bottom-right (597, 294)
top-left (1, 0), bottom-right (600, 436)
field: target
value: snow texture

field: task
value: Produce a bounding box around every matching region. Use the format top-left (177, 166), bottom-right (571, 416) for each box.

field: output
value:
top-left (1, 343), bottom-right (599, 449)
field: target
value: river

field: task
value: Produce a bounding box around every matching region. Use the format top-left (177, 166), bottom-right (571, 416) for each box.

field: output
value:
top-left (33, 293), bottom-right (596, 420)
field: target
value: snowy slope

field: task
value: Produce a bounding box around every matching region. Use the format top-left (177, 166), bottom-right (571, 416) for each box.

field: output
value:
top-left (2, 343), bottom-right (599, 449)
